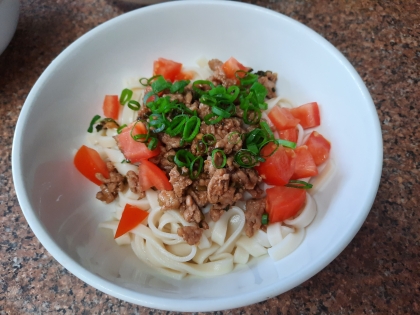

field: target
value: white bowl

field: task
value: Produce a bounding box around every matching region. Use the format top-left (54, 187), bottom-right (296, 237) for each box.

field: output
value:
top-left (12, 1), bottom-right (382, 311)
top-left (0, 0), bottom-right (19, 55)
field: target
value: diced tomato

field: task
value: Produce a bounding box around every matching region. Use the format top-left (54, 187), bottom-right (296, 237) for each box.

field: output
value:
top-left (115, 204), bottom-right (149, 238)
top-left (153, 58), bottom-right (183, 82)
top-left (74, 145), bottom-right (109, 185)
top-left (175, 70), bottom-right (195, 81)
top-left (222, 57), bottom-right (249, 80)
top-left (266, 186), bottom-right (306, 223)
top-left (102, 95), bottom-right (120, 120)
top-left (138, 159), bottom-right (172, 191)
top-left (304, 131), bottom-right (331, 166)
top-left (290, 102), bottom-right (321, 129)
top-left (268, 106), bottom-right (300, 131)
top-left (291, 145), bottom-right (318, 179)
top-left (279, 127), bottom-right (298, 143)
top-left (115, 122), bottom-right (160, 163)
top-left (255, 142), bottom-right (296, 186)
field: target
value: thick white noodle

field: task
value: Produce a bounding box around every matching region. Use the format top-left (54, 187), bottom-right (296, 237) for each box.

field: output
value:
top-left (281, 225), bottom-right (295, 238)
top-left (131, 224), bottom-right (197, 263)
top-left (104, 148), bottom-right (138, 174)
top-left (254, 229), bottom-right (271, 248)
top-left (99, 221), bottom-right (131, 245)
top-left (147, 207), bottom-right (184, 244)
top-left (236, 235), bottom-right (268, 257)
top-left (213, 207), bottom-right (246, 255)
top-left (267, 222), bottom-right (283, 247)
top-left (284, 193), bottom-right (317, 229)
top-left (296, 124), bottom-right (305, 147)
top-left (197, 233), bottom-right (211, 250)
top-left (267, 228), bottom-right (305, 261)
top-left (118, 191), bottom-right (150, 210)
top-left (146, 190), bottom-right (160, 210)
top-left (192, 243), bottom-right (219, 264)
top-left (309, 160), bottom-right (336, 196)
top-left (233, 246), bottom-right (250, 264)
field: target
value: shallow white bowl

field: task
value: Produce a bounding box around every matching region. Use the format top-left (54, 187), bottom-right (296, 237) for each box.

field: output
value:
top-left (12, 1), bottom-right (382, 311)
top-left (0, 0), bottom-right (20, 55)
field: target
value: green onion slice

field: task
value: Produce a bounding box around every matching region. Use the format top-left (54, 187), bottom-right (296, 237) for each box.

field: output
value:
top-left (234, 149), bottom-right (259, 168)
top-left (119, 88), bottom-right (133, 105)
top-left (127, 100), bottom-right (141, 111)
top-left (151, 75), bottom-right (172, 93)
top-left (212, 106), bottom-right (231, 118)
top-left (211, 149), bottom-right (227, 169)
top-left (236, 70), bottom-right (258, 86)
top-left (261, 213), bottom-right (269, 225)
top-left (189, 156), bottom-right (204, 180)
top-left (182, 116), bottom-right (201, 142)
top-left (227, 131), bottom-right (242, 145)
top-left (243, 107), bottom-right (262, 125)
top-left (202, 134), bottom-right (216, 146)
top-left (139, 77), bottom-right (149, 86)
top-left (226, 86), bottom-right (240, 102)
top-left (204, 113), bottom-right (223, 125)
top-left (285, 180), bottom-right (313, 189)
top-left (166, 115), bottom-right (187, 136)
top-left (117, 124), bottom-right (127, 134)
top-left (195, 140), bottom-right (207, 155)
top-left (276, 139), bottom-right (297, 149)
top-left (130, 121), bottom-right (149, 143)
top-left (192, 80), bottom-right (214, 95)
top-left (259, 140), bottom-right (280, 158)
top-left (170, 80), bottom-right (190, 93)
top-left (147, 137), bottom-right (158, 150)
top-left (260, 121), bottom-right (274, 140)
top-left (174, 149), bottom-right (195, 168)
top-left (87, 115), bottom-right (101, 133)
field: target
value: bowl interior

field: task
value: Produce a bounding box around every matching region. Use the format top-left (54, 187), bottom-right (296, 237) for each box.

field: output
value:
top-left (12, 1), bottom-right (382, 311)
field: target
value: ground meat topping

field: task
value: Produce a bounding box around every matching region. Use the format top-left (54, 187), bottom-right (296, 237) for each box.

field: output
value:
top-left (197, 102), bottom-right (212, 120)
top-left (187, 187), bottom-right (208, 208)
top-left (208, 59), bottom-right (237, 87)
top-left (160, 133), bottom-right (182, 150)
top-left (209, 204), bottom-right (227, 222)
top-left (231, 168), bottom-right (261, 190)
top-left (245, 198), bottom-right (266, 237)
top-left (207, 169), bottom-right (230, 204)
top-left (177, 225), bottom-right (203, 245)
top-left (182, 195), bottom-right (202, 223)
top-left (96, 162), bottom-right (126, 204)
top-left (215, 132), bottom-right (243, 154)
top-left (158, 149), bottom-right (176, 174)
top-left (258, 71), bottom-right (278, 99)
top-left (126, 170), bottom-right (146, 198)
top-left (158, 190), bottom-right (183, 211)
top-left (169, 166), bottom-right (192, 198)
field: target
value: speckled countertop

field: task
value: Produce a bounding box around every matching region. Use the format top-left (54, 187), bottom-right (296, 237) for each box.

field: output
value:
top-left (0, 0), bottom-right (419, 314)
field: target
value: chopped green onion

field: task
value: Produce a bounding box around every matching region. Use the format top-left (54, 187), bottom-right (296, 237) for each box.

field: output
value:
top-left (147, 137), bottom-right (158, 150)
top-left (276, 139), bottom-right (297, 149)
top-left (260, 121), bottom-right (274, 140)
top-left (247, 143), bottom-right (259, 155)
top-left (261, 213), bottom-right (269, 225)
top-left (121, 159), bottom-right (131, 164)
top-left (212, 106), bottom-right (231, 118)
top-left (202, 134), bottom-right (216, 146)
top-left (250, 82), bottom-right (268, 104)
top-left (236, 70), bottom-right (258, 86)
top-left (119, 88), bottom-right (133, 105)
top-left (174, 149), bottom-right (194, 168)
top-left (192, 80), bottom-right (214, 95)
top-left (87, 115), bottom-right (101, 133)
top-left (139, 77), bottom-right (149, 86)
top-left (243, 107), bottom-right (261, 125)
top-left (226, 86), bottom-right (240, 102)
top-left (211, 149), bottom-right (227, 169)
top-left (259, 140), bottom-right (280, 157)
top-left (151, 75), bottom-right (171, 93)
top-left (166, 115), bottom-right (187, 136)
top-left (204, 113), bottom-right (223, 125)
top-left (117, 124), bottom-right (127, 134)
top-left (227, 131), bottom-right (242, 145)
top-left (189, 156), bottom-right (204, 180)
top-left (170, 80), bottom-right (190, 93)
top-left (195, 140), bottom-right (207, 155)
top-left (143, 90), bottom-right (157, 105)
top-left (130, 121), bottom-right (149, 143)
top-left (182, 116), bottom-right (201, 142)
top-left (234, 149), bottom-right (259, 168)
top-left (127, 100), bottom-right (141, 111)
top-left (200, 94), bottom-right (217, 107)
top-left (285, 180), bottom-right (313, 189)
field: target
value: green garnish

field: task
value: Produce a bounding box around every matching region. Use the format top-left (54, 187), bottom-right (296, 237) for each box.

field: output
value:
top-left (285, 180), bottom-right (313, 189)
top-left (211, 149), bottom-right (227, 169)
top-left (119, 88), bottom-right (133, 105)
top-left (87, 115), bottom-right (101, 133)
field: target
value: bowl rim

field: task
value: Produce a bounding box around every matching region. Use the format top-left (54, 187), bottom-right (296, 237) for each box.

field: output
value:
top-left (12, 0), bottom-right (383, 311)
